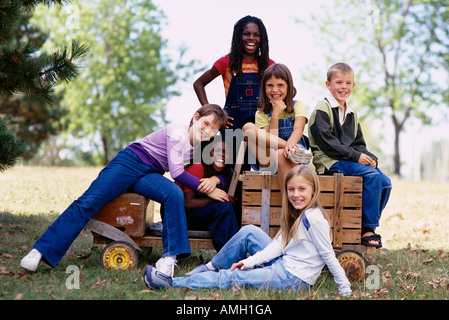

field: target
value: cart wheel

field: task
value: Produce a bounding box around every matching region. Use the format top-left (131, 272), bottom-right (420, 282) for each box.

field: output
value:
top-left (336, 250), bottom-right (366, 282)
top-left (100, 241), bottom-right (139, 270)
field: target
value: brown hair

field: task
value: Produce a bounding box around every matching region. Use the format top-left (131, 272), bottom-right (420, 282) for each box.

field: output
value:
top-left (258, 63), bottom-right (296, 114)
top-left (189, 104), bottom-right (228, 131)
top-left (279, 165), bottom-right (329, 249)
top-left (327, 62), bottom-right (354, 82)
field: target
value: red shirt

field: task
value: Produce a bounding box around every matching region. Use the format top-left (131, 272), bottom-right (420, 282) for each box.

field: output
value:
top-left (175, 164), bottom-right (205, 193)
top-left (213, 56), bottom-right (275, 96)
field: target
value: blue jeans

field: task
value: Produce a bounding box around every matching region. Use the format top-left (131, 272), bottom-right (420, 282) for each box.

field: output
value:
top-left (186, 201), bottom-right (239, 251)
top-left (172, 225), bottom-right (308, 291)
top-left (34, 149), bottom-right (190, 267)
top-left (130, 175), bottom-right (190, 259)
top-left (326, 160), bottom-right (392, 229)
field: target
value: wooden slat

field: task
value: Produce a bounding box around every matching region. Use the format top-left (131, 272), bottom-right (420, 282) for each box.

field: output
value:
top-left (242, 207), bottom-right (361, 229)
top-left (242, 190), bottom-right (282, 206)
top-left (326, 209), bottom-right (362, 228)
top-left (332, 173), bottom-right (344, 248)
top-left (92, 193), bottom-right (148, 237)
top-left (242, 172), bottom-right (363, 193)
top-left (320, 192), bottom-right (362, 208)
top-left (319, 175), bottom-right (363, 192)
top-left (243, 191), bottom-right (362, 209)
top-left (228, 141), bottom-right (247, 197)
top-left (93, 235), bottom-right (216, 251)
top-left (260, 174), bottom-right (271, 234)
top-left (242, 207), bottom-right (282, 225)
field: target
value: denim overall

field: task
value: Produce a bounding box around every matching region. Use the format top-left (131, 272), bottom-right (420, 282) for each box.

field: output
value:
top-left (222, 72), bottom-right (261, 170)
top-left (249, 102), bottom-right (310, 172)
top-left (223, 72), bottom-right (260, 130)
top-left (273, 102), bottom-right (309, 149)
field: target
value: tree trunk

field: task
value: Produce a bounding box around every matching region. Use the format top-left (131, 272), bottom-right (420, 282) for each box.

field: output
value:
top-left (392, 113), bottom-right (403, 177)
top-left (101, 133), bottom-right (109, 166)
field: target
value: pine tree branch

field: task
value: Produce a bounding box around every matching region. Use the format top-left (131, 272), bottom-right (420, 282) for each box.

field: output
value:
top-left (0, 116), bottom-right (27, 172)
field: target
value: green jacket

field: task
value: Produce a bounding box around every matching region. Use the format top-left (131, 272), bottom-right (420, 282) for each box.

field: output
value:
top-left (308, 98), bottom-right (377, 174)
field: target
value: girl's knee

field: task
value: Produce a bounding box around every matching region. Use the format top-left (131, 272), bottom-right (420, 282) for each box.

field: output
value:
top-left (242, 122), bottom-right (256, 132)
top-left (164, 184), bottom-right (185, 203)
top-left (240, 224), bottom-right (265, 237)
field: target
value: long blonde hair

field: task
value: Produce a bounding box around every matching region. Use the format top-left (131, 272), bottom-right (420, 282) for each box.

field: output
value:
top-left (279, 165), bottom-right (329, 249)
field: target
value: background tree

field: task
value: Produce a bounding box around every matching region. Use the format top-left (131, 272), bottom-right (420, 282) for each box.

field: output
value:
top-left (34, 0), bottom-right (201, 165)
top-left (301, 0), bottom-right (449, 177)
top-left (0, 0), bottom-right (87, 170)
top-left (0, 12), bottom-right (69, 161)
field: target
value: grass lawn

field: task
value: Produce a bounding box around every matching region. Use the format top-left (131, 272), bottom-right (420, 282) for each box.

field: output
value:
top-left (1, 166), bottom-right (448, 301)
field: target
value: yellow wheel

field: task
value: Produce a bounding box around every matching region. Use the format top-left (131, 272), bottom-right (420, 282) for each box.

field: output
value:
top-left (336, 250), bottom-right (366, 282)
top-left (100, 241), bottom-right (139, 270)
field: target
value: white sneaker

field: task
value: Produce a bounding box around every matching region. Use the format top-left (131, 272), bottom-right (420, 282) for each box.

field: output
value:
top-left (288, 149), bottom-right (312, 164)
top-left (20, 249), bottom-right (42, 272)
top-left (155, 256), bottom-right (177, 277)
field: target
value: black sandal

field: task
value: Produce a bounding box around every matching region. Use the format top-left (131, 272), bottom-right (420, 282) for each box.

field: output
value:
top-left (361, 233), bottom-right (382, 248)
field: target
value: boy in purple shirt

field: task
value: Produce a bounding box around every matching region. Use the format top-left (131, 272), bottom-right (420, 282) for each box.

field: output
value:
top-left (21, 105), bottom-right (228, 276)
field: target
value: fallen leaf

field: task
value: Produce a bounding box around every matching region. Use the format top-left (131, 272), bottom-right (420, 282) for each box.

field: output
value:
top-left (13, 293), bottom-right (24, 300)
top-left (139, 289), bottom-right (155, 294)
top-left (382, 271), bottom-right (392, 288)
top-left (404, 269), bottom-right (420, 280)
top-left (437, 250), bottom-right (447, 260)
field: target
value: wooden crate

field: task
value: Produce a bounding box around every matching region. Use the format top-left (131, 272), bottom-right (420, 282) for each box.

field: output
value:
top-left (241, 171), bottom-right (363, 249)
top-left (92, 193), bottom-right (148, 237)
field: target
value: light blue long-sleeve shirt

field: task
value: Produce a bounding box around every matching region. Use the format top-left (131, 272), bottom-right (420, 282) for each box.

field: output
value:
top-left (241, 207), bottom-right (351, 295)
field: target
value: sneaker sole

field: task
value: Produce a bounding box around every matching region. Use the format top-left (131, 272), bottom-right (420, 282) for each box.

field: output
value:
top-left (143, 265), bottom-right (171, 289)
top-left (289, 150), bottom-right (312, 164)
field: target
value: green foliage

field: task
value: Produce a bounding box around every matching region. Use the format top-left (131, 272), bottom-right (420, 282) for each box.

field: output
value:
top-left (300, 0), bottom-right (449, 176)
top-left (33, 0), bottom-right (200, 164)
top-left (0, 0), bottom-right (87, 168)
top-left (0, 116), bottom-right (27, 172)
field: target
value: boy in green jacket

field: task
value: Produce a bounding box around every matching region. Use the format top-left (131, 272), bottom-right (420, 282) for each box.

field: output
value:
top-left (308, 62), bottom-right (391, 248)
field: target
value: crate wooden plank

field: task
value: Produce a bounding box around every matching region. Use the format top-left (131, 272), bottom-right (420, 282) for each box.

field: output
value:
top-left (242, 207), bottom-right (282, 225)
top-left (92, 193), bottom-right (148, 237)
top-left (326, 209), bottom-right (362, 228)
top-left (135, 236), bottom-right (215, 250)
top-left (242, 190), bottom-right (282, 206)
top-left (244, 190), bottom-right (362, 209)
top-left (319, 176), bottom-right (363, 192)
top-left (322, 192), bottom-right (363, 208)
top-left (93, 234), bottom-right (215, 251)
top-left (242, 172), bottom-right (363, 193)
top-left (332, 173), bottom-right (344, 248)
top-left (243, 172), bottom-right (280, 190)
top-left (260, 174), bottom-right (271, 234)
top-left (242, 207), bottom-right (361, 229)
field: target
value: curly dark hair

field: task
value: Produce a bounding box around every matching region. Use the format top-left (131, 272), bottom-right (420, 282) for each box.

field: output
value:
top-left (228, 16), bottom-right (270, 80)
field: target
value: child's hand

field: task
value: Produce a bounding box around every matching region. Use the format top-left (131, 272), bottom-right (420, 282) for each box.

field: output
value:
top-left (270, 100), bottom-right (286, 117)
top-left (225, 116), bottom-right (234, 129)
top-left (358, 153), bottom-right (377, 168)
top-left (283, 141), bottom-right (299, 158)
top-left (231, 261), bottom-right (246, 271)
top-left (206, 188), bottom-right (229, 202)
top-left (198, 177), bottom-right (219, 194)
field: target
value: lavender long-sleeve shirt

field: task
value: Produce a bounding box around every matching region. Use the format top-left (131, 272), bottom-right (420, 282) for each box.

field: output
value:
top-left (127, 124), bottom-right (201, 191)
